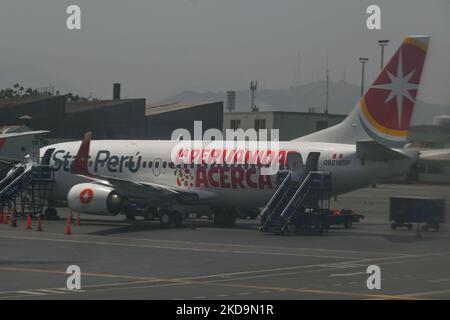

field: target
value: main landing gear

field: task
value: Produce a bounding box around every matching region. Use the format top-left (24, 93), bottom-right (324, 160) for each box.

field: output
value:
top-left (122, 206), bottom-right (183, 228)
top-left (159, 208), bottom-right (183, 228)
top-left (211, 207), bottom-right (237, 227)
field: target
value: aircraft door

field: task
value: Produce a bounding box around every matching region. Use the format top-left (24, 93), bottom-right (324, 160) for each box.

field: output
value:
top-left (287, 151), bottom-right (304, 182)
top-left (305, 152), bottom-right (321, 175)
top-left (153, 158), bottom-right (162, 176)
top-left (41, 148), bottom-right (55, 166)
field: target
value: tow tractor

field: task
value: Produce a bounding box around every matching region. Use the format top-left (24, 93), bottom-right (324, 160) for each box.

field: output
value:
top-left (326, 209), bottom-right (364, 229)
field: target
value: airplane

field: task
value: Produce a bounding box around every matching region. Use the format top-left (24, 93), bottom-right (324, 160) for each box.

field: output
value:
top-left (37, 35), bottom-right (443, 227)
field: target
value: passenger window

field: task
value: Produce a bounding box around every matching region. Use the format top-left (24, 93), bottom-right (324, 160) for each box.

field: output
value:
top-left (155, 162), bottom-right (160, 168)
top-left (169, 162), bottom-right (174, 168)
top-left (162, 161), bottom-right (167, 168)
top-left (142, 161), bottom-right (147, 168)
top-left (148, 161), bottom-right (153, 168)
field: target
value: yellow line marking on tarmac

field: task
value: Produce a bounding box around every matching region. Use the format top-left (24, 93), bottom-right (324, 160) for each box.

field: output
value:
top-left (0, 279), bottom-right (168, 297)
top-left (0, 228), bottom-right (414, 258)
top-left (0, 230), bottom-right (445, 299)
top-left (205, 282), bottom-right (424, 300)
top-left (0, 282), bottom-right (191, 300)
top-left (17, 291), bottom-right (46, 296)
top-left (207, 252), bottom-right (450, 285)
top-left (0, 260), bottom-right (429, 300)
top-left (0, 266), bottom-right (160, 281)
top-left (401, 288), bottom-right (450, 298)
top-left (0, 234), bottom-right (365, 260)
top-left (0, 276), bottom-right (420, 300)
top-left (174, 254), bottom-right (421, 283)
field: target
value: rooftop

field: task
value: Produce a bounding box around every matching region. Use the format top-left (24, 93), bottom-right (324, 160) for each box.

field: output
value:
top-left (224, 110), bottom-right (346, 117)
top-left (145, 101), bottom-right (221, 116)
top-left (66, 98), bottom-right (145, 113)
top-left (0, 95), bottom-right (63, 108)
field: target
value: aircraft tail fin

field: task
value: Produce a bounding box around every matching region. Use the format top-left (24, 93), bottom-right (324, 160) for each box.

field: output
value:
top-left (70, 131), bottom-right (92, 175)
top-left (295, 35), bottom-right (429, 147)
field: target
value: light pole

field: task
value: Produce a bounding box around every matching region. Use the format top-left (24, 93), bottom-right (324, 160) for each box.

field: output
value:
top-left (359, 57), bottom-right (369, 97)
top-left (378, 40), bottom-right (389, 69)
top-left (250, 81), bottom-right (258, 112)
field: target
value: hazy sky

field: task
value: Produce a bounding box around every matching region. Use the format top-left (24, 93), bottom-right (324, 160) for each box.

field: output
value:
top-left (1, 0), bottom-right (449, 104)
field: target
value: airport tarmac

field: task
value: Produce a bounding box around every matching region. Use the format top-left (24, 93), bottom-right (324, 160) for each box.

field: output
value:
top-left (0, 183), bottom-right (449, 300)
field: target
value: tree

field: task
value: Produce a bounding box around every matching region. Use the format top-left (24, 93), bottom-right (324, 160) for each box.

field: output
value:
top-left (0, 83), bottom-right (91, 102)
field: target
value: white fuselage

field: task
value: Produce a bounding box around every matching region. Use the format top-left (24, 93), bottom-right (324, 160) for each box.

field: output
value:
top-left (41, 140), bottom-right (414, 208)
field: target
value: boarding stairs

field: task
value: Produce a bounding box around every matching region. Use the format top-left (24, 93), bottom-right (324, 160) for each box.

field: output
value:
top-left (0, 163), bottom-right (54, 215)
top-left (259, 171), bottom-right (332, 234)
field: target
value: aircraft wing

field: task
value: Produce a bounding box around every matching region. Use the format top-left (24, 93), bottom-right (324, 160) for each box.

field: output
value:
top-left (80, 174), bottom-right (200, 203)
top-left (0, 130), bottom-right (49, 139)
top-left (70, 132), bottom-right (216, 204)
top-left (0, 130), bottom-right (50, 166)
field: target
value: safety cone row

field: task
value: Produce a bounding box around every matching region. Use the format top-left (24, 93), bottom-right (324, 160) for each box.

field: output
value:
top-left (76, 212), bottom-right (81, 226)
top-left (36, 216), bottom-right (43, 232)
top-left (10, 210), bottom-right (17, 228)
top-left (2, 209), bottom-right (7, 224)
top-left (64, 215), bottom-right (72, 235)
top-left (25, 214), bottom-right (32, 230)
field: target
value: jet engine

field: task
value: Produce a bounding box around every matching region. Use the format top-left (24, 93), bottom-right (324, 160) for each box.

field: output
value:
top-left (67, 183), bottom-right (126, 215)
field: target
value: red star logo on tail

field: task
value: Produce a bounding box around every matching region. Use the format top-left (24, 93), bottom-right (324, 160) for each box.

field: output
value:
top-left (370, 48), bottom-right (418, 128)
top-left (359, 36), bottom-right (427, 139)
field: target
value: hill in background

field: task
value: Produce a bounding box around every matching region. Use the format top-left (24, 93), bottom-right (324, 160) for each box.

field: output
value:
top-left (160, 80), bottom-right (450, 125)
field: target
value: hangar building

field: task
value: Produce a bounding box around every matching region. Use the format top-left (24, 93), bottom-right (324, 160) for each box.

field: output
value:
top-left (145, 101), bottom-right (223, 140)
top-left (0, 96), bottom-right (223, 142)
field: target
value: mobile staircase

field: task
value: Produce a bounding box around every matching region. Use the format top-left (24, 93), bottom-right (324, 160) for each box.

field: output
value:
top-left (0, 163), bottom-right (55, 217)
top-left (259, 171), bottom-right (332, 235)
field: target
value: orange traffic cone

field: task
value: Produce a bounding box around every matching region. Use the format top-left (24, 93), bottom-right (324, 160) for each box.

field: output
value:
top-left (36, 216), bottom-right (43, 232)
top-left (2, 209), bottom-right (7, 224)
top-left (76, 212), bottom-right (81, 226)
top-left (64, 216), bottom-right (72, 235)
top-left (10, 211), bottom-right (17, 228)
top-left (25, 214), bottom-right (32, 230)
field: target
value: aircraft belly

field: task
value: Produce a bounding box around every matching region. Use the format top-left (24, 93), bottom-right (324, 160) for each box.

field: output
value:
top-left (200, 188), bottom-right (274, 208)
